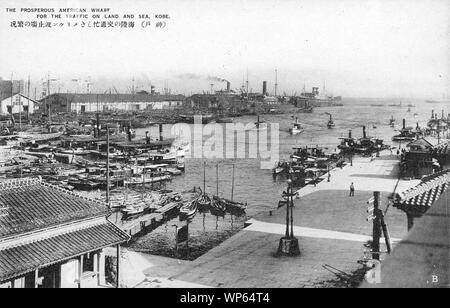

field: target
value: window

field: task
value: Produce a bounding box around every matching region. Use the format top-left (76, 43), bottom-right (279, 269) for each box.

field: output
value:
top-left (83, 253), bottom-right (94, 273)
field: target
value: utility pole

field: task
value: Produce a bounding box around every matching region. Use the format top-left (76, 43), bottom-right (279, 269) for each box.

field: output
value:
top-left (277, 170), bottom-right (300, 256)
top-left (274, 69), bottom-right (278, 97)
top-left (366, 191), bottom-right (391, 260)
top-left (18, 79), bottom-right (21, 129)
top-left (27, 75), bottom-right (30, 119)
top-left (106, 125), bottom-right (110, 207)
top-left (10, 73), bottom-right (13, 120)
top-left (231, 164), bottom-right (235, 201)
top-left (47, 73), bottom-right (51, 124)
top-left (216, 163), bottom-right (219, 197)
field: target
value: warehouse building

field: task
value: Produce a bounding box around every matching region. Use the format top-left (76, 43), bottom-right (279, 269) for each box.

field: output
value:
top-left (39, 93), bottom-right (186, 113)
top-left (0, 93), bottom-right (37, 115)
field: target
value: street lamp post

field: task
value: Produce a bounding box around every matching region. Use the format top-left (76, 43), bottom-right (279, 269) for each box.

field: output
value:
top-left (277, 170), bottom-right (300, 256)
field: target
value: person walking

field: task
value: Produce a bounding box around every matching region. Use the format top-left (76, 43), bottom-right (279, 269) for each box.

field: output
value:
top-left (349, 182), bottom-right (355, 197)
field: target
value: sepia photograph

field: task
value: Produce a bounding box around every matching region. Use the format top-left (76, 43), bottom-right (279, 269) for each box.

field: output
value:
top-left (0, 0), bottom-right (449, 294)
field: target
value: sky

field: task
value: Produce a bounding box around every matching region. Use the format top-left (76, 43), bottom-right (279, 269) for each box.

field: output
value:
top-left (0, 0), bottom-right (449, 98)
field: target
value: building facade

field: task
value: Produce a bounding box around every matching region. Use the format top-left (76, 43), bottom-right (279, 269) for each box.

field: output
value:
top-left (0, 94), bottom-right (36, 115)
top-left (0, 178), bottom-right (130, 288)
top-left (39, 93), bottom-right (185, 114)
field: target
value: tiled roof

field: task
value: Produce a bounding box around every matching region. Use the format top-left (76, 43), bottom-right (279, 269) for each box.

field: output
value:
top-left (433, 141), bottom-right (450, 155)
top-left (0, 178), bottom-right (109, 239)
top-left (407, 138), bottom-right (433, 149)
top-left (394, 169), bottom-right (450, 215)
top-left (0, 221), bottom-right (129, 282)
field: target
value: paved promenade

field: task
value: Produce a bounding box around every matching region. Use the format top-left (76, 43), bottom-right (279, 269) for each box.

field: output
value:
top-left (127, 152), bottom-right (422, 288)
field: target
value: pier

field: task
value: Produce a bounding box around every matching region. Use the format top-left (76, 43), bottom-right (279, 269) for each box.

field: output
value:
top-left (115, 202), bottom-right (181, 238)
top-left (132, 150), bottom-right (426, 287)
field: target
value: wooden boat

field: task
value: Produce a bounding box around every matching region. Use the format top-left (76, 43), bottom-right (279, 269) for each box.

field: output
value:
top-left (124, 174), bottom-right (172, 186)
top-left (197, 194), bottom-right (211, 213)
top-left (218, 197), bottom-right (246, 216)
top-left (216, 117), bottom-right (233, 123)
top-left (59, 148), bottom-right (90, 155)
top-left (121, 204), bottom-right (146, 216)
top-left (165, 168), bottom-right (182, 176)
top-left (68, 179), bottom-right (99, 191)
top-left (247, 115), bottom-right (267, 131)
top-left (209, 198), bottom-right (226, 217)
top-left (19, 131), bottom-right (64, 142)
top-left (272, 161), bottom-right (289, 175)
top-left (176, 162), bottom-right (185, 171)
top-left (179, 199), bottom-right (198, 221)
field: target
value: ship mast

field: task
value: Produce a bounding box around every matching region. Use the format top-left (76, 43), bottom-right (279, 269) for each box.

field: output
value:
top-left (274, 69), bottom-right (278, 97)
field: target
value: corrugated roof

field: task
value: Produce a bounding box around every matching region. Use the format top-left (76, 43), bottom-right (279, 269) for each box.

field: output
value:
top-left (0, 178), bottom-right (109, 239)
top-left (0, 221), bottom-right (129, 282)
top-left (42, 93), bottom-right (185, 103)
top-left (394, 169), bottom-right (450, 215)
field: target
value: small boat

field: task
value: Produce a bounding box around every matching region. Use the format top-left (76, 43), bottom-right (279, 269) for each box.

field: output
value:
top-left (216, 117), bottom-right (233, 123)
top-left (165, 168), bottom-right (182, 176)
top-left (326, 113), bottom-right (335, 129)
top-left (272, 161), bottom-right (289, 175)
top-left (389, 116), bottom-right (395, 127)
top-left (68, 179), bottom-right (99, 191)
top-left (210, 198), bottom-right (226, 217)
top-left (289, 117), bottom-right (304, 135)
top-left (176, 162), bottom-right (185, 171)
top-left (221, 198), bottom-right (246, 216)
top-left (121, 204), bottom-right (146, 216)
top-left (248, 115), bottom-right (267, 131)
top-left (179, 200), bottom-right (198, 221)
top-left (59, 148), bottom-right (90, 155)
top-left (124, 174), bottom-right (172, 186)
top-left (197, 194), bottom-right (211, 213)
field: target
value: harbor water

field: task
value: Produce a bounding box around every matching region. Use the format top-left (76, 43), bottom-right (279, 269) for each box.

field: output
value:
top-left (135, 99), bottom-right (449, 217)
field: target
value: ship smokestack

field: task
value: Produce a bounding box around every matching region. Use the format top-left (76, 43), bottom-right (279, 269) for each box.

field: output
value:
top-left (403, 119), bottom-right (406, 129)
top-left (363, 126), bottom-right (366, 139)
top-left (432, 110), bottom-right (434, 119)
top-left (159, 124), bottom-right (163, 141)
top-left (349, 130), bottom-right (352, 139)
top-left (262, 81), bottom-right (267, 96)
top-left (226, 81), bottom-right (230, 92)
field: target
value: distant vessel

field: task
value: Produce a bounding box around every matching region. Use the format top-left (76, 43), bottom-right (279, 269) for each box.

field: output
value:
top-left (388, 101), bottom-right (403, 107)
top-left (247, 115), bottom-right (267, 131)
top-left (392, 119), bottom-right (417, 142)
top-left (289, 117), bottom-right (304, 135)
top-left (326, 113), bottom-right (335, 129)
top-left (290, 86), bottom-right (341, 108)
top-left (389, 116), bottom-right (395, 127)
